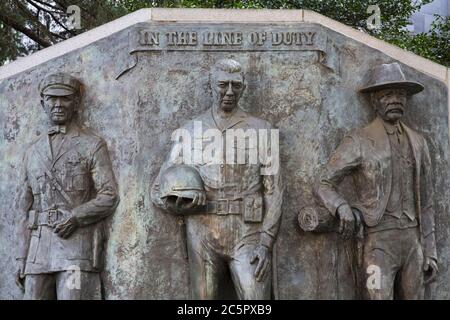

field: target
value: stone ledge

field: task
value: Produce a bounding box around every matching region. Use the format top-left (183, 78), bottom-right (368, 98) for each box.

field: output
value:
top-left (150, 8), bottom-right (303, 22)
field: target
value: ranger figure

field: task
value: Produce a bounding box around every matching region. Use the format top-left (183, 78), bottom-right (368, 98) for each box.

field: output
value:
top-left (315, 63), bottom-right (438, 299)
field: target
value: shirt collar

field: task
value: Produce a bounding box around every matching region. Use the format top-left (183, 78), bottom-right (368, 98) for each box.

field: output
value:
top-left (380, 117), bottom-right (403, 135)
top-left (47, 122), bottom-right (79, 137)
top-left (211, 107), bottom-right (245, 131)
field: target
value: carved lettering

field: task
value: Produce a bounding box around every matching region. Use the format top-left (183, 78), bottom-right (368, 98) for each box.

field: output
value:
top-left (271, 32), bottom-right (316, 46)
top-left (249, 32), bottom-right (267, 46)
top-left (139, 31), bottom-right (160, 46)
top-left (166, 31), bottom-right (198, 46)
top-left (304, 32), bottom-right (316, 45)
top-left (203, 32), bottom-right (243, 46)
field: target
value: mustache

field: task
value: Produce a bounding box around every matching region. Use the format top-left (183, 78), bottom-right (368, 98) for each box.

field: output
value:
top-left (51, 107), bottom-right (67, 112)
top-left (385, 102), bottom-right (404, 113)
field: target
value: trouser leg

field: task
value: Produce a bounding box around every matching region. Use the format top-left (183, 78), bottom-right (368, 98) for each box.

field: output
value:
top-left (229, 244), bottom-right (271, 300)
top-left (23, 274), bottom-right (56, 300)
top-left (187, 237), bottom-right (226, 300)
top-left (55, 270), bottom-right (102, 300)
top-left (397, 230), bottom-right (425, 300)
top-left (361, 232), bottom-right (400, 300)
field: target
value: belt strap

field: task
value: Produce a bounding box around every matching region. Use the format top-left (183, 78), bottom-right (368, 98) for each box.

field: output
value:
top-left (35, 150), bottom-right (74, 206)
top-left (28, 209), bottom-right (65, 229)
top-left (206, 199), bottom-right (242, 215)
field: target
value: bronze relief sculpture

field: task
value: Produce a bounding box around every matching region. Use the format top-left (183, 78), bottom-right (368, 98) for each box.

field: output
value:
top-left (14, 63), bottom-right (438, 300)
top-left (151, 59), bottom-right (283, 299)
top-left (15, 73), bottom-right (119, 299)
top-left (314, 63), bottom-right (438, 299)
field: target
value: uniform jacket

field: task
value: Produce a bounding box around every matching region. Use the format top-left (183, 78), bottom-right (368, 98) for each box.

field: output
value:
top-left (17, 123), bottom-right (119, 274)
top-left (151, 108), bottom-right (283, 249)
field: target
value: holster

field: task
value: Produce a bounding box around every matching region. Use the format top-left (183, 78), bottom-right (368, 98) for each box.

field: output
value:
top-left (27, 210), bottom-right (38, 230)
top-left (243, 194), bottom-right (263, 223)
top-left (92, 223), bottom-right (105, 270)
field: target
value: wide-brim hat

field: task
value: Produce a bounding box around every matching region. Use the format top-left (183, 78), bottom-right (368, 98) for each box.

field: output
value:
top-left (359, 62), bottom-right (424, 95)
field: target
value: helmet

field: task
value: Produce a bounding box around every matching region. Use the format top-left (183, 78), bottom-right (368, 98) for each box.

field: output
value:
top-left (160, 165), bottom-right (205, 214)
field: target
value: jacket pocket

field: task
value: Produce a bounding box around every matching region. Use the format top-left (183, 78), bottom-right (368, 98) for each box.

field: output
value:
top-left (72, 173), bottom-right (88, 191)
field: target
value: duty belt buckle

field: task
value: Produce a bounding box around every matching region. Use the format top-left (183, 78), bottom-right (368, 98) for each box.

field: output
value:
top-left (47, 209), bottom-right (58, 227)
top-left (216, 199), bottom-right (229, 215)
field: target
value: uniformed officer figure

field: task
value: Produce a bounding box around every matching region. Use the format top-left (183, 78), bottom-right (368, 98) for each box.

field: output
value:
top-left (15, 73), bottom-right (119, 300)
top-left (315, 63), bottom-right (438, 299)
top-left (151, 59), bottom-right (283, 299)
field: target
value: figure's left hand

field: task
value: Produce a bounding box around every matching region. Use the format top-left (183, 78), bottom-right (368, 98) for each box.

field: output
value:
top-left (424, 257), bottom-right (438, 284)
top-left (250, 245), bottom-right (271, 282)
top-left (54, 209), bottom-right (79, 239)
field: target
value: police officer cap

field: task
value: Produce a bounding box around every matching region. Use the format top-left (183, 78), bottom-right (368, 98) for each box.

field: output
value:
top-left (39, 73), bottom-right (81, 97)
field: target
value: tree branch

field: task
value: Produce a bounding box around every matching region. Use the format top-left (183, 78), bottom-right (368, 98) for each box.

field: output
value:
top-left (0, 11), bottom-right (51, 47)
top-left (29, 0), bottom-right (62, 11)
top-left (17, 0), bottom-right (59, 42)
top-left (26, 0), bottom-right (76, 36)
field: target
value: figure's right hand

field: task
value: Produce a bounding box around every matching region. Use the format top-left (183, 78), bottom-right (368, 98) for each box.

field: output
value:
top-left (165, 190), bottom-right (206, 213)
top-left (15, 259), bottom-right (26, 292)
top-left (337, 203), bottom-right (355, 239)
top-left (181, 191), bottom-right (206, 210)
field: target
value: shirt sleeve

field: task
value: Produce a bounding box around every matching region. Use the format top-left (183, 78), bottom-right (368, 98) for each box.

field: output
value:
top-left (16, 149), bottom-right (34, 260)
top-left (259, 124), bottom-right (284, 250)
top-left (71, 140), bottom-right (119, 226)
top-left (260, 171), bottom-right (283, 250)
top-left (420, 137), bottom-right (437, 260)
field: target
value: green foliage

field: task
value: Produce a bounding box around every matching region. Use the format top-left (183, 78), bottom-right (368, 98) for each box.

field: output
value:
top-left (381, 15), bottom-right (449, 66)
top-left (0, 22), bottom-right (25, 64)
top-left (0, 0), bottom-right (448, 66)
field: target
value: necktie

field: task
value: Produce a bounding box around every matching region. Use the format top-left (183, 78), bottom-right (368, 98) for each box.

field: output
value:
top-left (395, 123), bottom-right (402, 142)
top-left (48, 125), bottom-right (67, 135)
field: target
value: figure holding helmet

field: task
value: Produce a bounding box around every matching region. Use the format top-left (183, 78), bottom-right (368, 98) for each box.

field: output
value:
top-left (151, 59), bottom-right (283, 300)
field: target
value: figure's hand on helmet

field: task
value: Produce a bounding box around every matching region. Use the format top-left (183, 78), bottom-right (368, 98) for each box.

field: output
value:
top-left (159, 165), bottom-right (206, 215)
top-left (165, 191), bottom-right (206, 214)
top-left (182, 190), bottom-right (206, 209)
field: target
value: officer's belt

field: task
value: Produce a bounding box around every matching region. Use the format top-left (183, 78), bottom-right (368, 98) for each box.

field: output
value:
top-left (206, 199), bottom-right (242, 215)
top-left (28, 209), bottom-right (68, 229)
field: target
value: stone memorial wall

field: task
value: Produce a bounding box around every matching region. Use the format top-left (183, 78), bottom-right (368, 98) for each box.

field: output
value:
top-left (0, 9), bottom-right (448, 299)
